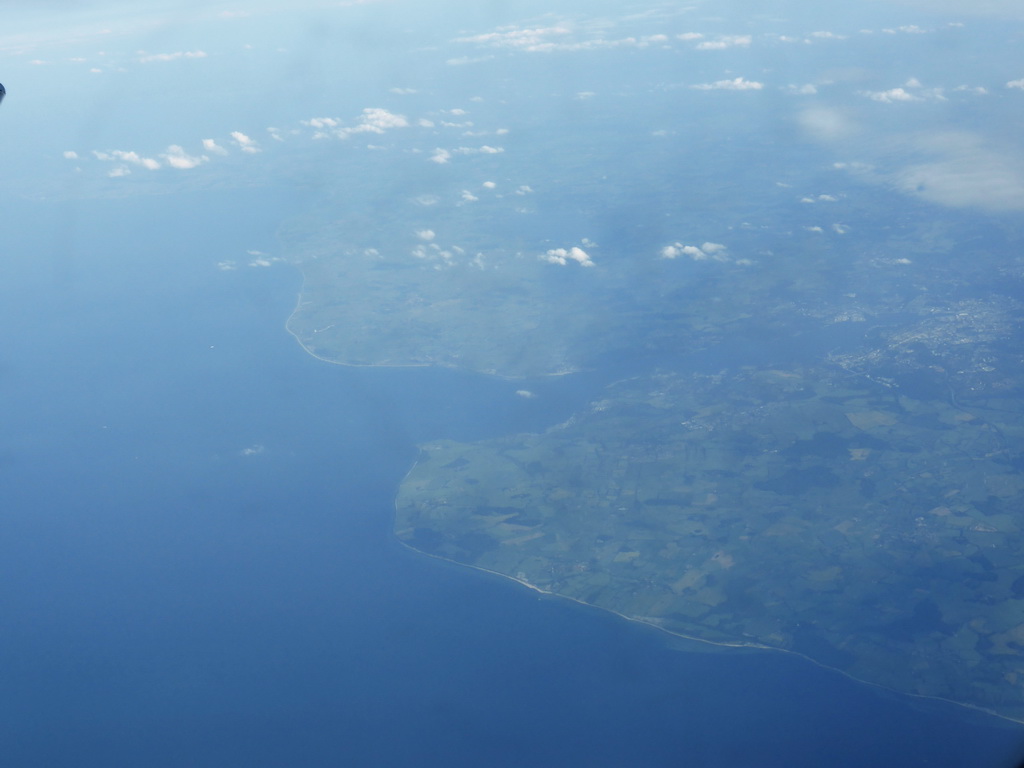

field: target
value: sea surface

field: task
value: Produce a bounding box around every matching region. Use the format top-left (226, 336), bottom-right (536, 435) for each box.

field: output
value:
top-left (1, 189), bottom-right (1022, 767)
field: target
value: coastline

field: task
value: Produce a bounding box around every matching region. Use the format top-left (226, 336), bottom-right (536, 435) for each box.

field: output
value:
top-left (282, 275), bottom-right (580, 379)
top-left (397, 537), bottom-right (1024, 728)
top-left (281, 267), bottom-right (1024, 729)
top-left (392, 458), bottom-right (1024, 729)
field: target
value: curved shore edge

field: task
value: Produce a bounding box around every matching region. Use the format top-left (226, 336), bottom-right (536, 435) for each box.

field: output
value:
top-left (282, 280), bottom-right (581, 379)
top-left (392, 464), bottom-right (1024, 729)
top-left (284, 288), bottom-right (432, 371)
top-left (397, 538), bottom-right (1024, 728)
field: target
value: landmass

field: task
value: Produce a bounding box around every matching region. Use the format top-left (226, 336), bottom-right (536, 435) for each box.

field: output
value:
top-left (396, 354), bottom-right (1024, 723)
top-left (270, 83), bottom-right (1024, 723)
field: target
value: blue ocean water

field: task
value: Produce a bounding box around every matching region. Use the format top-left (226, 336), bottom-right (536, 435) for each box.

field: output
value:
top-left (1, 189), bottom-right (1022, 768)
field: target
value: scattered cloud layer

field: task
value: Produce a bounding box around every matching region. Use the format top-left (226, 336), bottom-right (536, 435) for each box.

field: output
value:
top-left (301, 108), bottom-right (409, 140)
top-left (660, 242), bottom-right (728, 261)
top-left (691, 77), bottom-right (763, 91)
top-left (694, 35), bottom-right (751, 50)
top-left (861, 79), bottom-right (947, 103)
top-left (541, 246), bottom-right (594, 267)
top-left (53, 4), bottom-right (1024, 231)
top-left (138, 50), bottom-right (207, 63)
top-left (231, 131), bottom-right (260, 153)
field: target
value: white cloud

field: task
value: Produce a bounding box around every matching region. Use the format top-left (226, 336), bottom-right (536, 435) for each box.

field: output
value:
top-left (138, 50), bottom-right (207, 63)
top-left (785, 84), bottom-right (818, 95)
top-left (301, 109), bottom-right (408, 140)
top-left (358, 107), bottom-right (409, 132)
top-left (893, 25), bottom-right (927, 34)
top-left (93, 149), bottom-right (160, 170)
top-left (677, 32), bottom-right (703, 41)
top-left (457, 25), bottom-right (573, 51)
top-left (460, 190), bottom-right (479, 202)
top-left (411, 242), bottom-right (456, 265)
top-left (455, 24), bottom-right (664, 53)
top-left (63, 150), bottom-right (78, 159)
top-left (416, 229), bottom-right (436, 241)
top-left (541, 246), bottom-right (594, 267)
top-left (231, 131), bottom-right (260, 153)
top-left (482, 181), bottom-right (496, 189)
top-left (1008, 79), bottom-right (1024, 90)
top-left (515, 185), bottom-right (534, 195)
top-left (161, 145), bottom-right (208, 169)
top-left (431, 146), bottom-right (505, 162)
top-left (866, 79), bottom-right (946, 103)
top-left (659, 242), bottom-right (729, 261)
top-left (390, 87), bottom-right (417, 94)
top-left (862, 87), bottom-right (920, 102)
top-left (245, 251), bottom-right (281, 268)
top-left (695, 34), bottom-right (752, 50)
top-left (303, 116), bottom-right (341, 139)
top-left (202, 138), bottom-right (228, 155)
top-left (692, 77), bottom-right (763, 91)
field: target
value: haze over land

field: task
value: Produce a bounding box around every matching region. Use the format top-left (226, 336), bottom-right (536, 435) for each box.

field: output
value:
top-left (3, 0), bottom-right (1024, 763)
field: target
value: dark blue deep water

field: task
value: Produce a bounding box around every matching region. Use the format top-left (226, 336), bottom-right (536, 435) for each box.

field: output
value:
top-left (1, 191), bottom-right (1023, 767)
